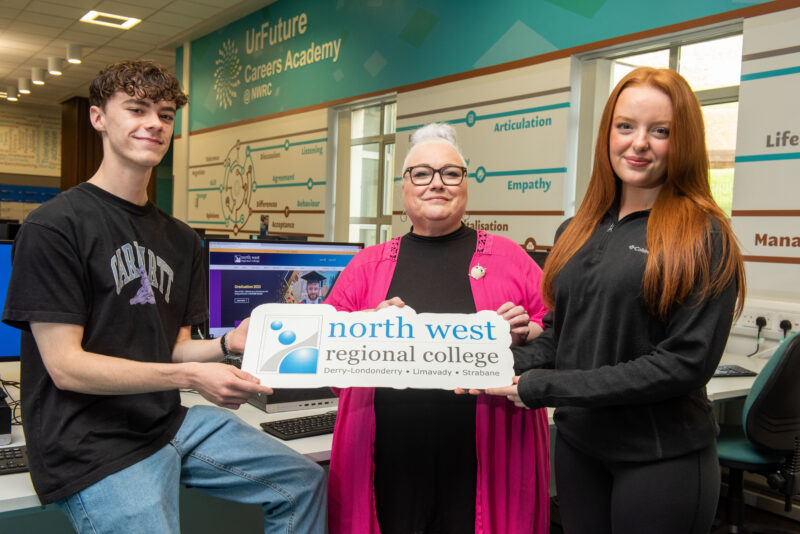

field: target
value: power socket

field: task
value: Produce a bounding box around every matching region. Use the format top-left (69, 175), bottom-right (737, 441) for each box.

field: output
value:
top-left (774, 313), bottom-right (800, 337)
top-left (734, 309), bottom-right (784, 341)
top-left (737, 310), bottom-right (773, 331)
top-left (733, 298), bottom-right (800, 342)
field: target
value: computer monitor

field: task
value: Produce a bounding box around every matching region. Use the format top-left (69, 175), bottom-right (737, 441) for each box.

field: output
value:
top-left (205, 238), bottom-right (364, 412)
top-left (252, 234), bottom-right (308, 242)
top-left (0, 223), bottom-right (20, 241)
top-left (526, 249), bottom-right (549, 270)
top-left (0, 241), bottom-right (21, 362)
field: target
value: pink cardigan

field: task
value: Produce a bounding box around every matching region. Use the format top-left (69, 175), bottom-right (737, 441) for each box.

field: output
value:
top-left (325, 231), bottom-right (551, 534)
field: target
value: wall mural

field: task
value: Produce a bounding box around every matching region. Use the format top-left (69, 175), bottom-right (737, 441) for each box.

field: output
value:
top-left (731, 8), bottom-right (800, 300)
top-left (395, 59), bottom-right (572, 250)
top-left (185, 110), bottom-right (327, 237)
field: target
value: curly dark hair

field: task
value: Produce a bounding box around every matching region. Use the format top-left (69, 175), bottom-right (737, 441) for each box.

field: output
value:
top-left (89, 60), bottom-right (188, 109)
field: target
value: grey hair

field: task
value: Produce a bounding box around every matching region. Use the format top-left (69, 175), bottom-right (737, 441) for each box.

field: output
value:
top-left (402, 122), bottom-right (467, 171)
top-left (410, 122), bottom-right (458, 146)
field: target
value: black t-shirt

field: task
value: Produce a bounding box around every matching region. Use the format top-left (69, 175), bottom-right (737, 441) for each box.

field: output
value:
top-left (2, 183), bottom-right (208, 504)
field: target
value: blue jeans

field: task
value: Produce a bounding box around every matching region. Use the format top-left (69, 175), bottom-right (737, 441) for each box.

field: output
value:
top-left (57, 405), bottom-right (326, 533)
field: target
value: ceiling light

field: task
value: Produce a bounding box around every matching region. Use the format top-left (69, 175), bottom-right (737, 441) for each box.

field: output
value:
top-left (6, 86), bottom-right (18, 102)
top-left (48, 57), bottom-right (64, 76)
top-left (67, 44), bottom-right (82, 64)
top-left (18, 78), bottom-right (31, 94)
top-left (80, 10), bottom-right (141, 29)
top-left (31, 67), bottom-right (46, 85)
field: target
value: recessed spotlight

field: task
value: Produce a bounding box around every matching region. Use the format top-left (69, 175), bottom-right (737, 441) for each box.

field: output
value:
top-left (67, 44), bottom-right (82, 64)
top-left (80, 10), bottom-right (141, 29)
top-left (31, 67), bottom-right (46, 85)
top-left (48, 57), bottom-right (64, 76)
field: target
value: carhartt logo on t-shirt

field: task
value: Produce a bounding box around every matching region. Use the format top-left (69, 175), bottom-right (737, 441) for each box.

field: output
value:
top-left (110, 241), bottom-right (175, 303)
top-left (130, 265), bottom-right (156, 305)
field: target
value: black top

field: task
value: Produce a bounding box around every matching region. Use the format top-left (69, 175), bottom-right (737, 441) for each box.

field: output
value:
top-left (514, 207), bottom-right (737, 462)
top-left (373, 224), bottom-right (479, 533)
top-left (2, 183), bottom-right (207, 503)
top-left (386, 225), bottom-right (478, 313)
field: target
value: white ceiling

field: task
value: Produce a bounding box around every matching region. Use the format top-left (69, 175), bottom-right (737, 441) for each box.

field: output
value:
top-left (0, 0), bottom-right (275, 109)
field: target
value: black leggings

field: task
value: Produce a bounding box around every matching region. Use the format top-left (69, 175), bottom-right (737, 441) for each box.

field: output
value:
top-left (555, 434), bottom-right (719, 534)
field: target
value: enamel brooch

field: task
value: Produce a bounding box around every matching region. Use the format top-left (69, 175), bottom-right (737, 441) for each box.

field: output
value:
top-left (470, 264), bottom-right (486, 280)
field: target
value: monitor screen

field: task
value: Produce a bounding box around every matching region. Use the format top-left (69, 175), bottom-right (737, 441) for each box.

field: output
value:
top-left (0, 240), bottom-right (21, 362)
top-left (526, 249), bottom-right (549, 270)
top-left (205, 238), bottom-right (364, 412)
top-left (0, 223), bottom-right (20, 241)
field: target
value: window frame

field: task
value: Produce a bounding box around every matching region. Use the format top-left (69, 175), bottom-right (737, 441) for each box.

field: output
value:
top-left (571, 22), bottom-right (743, 215)
top-left (344, 100), bottom-right (396, 246)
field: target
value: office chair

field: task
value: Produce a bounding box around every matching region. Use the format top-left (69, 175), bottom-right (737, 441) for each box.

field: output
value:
top-left (715, 332), bottom-right (800, 533)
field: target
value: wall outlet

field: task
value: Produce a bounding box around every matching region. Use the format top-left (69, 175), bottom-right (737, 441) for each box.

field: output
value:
top-left (736, 298), bottom-right (800, 341)
top-left (774, 313), bottom-right (800, 337)
top-left (737, 309), bottom-right (773, 331)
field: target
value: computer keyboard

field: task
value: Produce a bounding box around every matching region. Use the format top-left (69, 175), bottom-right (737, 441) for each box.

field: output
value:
top-left (714, 364), bottom-right (757, 378)
top-left (0, 445), bottom-right (28, 475)
top-left (260, 410), bottom-right (337, 441)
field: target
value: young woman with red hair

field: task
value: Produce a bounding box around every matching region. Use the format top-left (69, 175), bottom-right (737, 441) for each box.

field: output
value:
top-left (488, 67), bottom-right (745, 534)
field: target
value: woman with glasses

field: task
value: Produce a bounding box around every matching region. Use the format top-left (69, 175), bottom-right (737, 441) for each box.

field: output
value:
top-left (488, 67), bottom-right (745, 534)
top-left (324, 123), bottom-right (551, 534)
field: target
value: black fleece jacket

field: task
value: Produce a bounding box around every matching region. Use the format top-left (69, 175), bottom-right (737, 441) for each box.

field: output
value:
top-left (514, 207), bottom-right (737, 462)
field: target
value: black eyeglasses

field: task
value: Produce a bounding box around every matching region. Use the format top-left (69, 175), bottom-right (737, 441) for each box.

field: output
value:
top-left (403, 165), bottom-right (467, 186)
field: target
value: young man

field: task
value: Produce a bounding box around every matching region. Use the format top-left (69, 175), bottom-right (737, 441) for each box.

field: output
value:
top-left (300, 271), bottom-right (326, 304)
top-left (1, 60), bottom-right (326, 533)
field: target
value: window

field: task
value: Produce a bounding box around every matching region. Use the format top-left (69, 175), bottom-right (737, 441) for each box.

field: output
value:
top-left (348, 102), bottom-right (396, 246)
top-left (611, 34), bottom-right (743, 216)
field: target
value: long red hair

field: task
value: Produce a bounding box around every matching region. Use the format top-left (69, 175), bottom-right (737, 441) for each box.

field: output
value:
top-left (542, 67), bottom-right (745, 320)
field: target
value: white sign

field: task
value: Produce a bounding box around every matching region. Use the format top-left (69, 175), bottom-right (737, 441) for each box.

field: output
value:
top-left (242, 304), bottom-right (514, 389)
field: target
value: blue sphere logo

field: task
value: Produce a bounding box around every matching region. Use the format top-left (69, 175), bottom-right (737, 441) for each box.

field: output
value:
top-left (269, 318), bottom-right (318, 374)
top-left (278, 330), bottom-right (296, 345)
top-left (279, 347), bottom-right (319, 373)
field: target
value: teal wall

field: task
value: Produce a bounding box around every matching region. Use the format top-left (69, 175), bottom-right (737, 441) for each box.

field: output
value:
top-left (186, 0), bottom-right (770, 132)
top-left (175, 45), bottom-right (184, 137)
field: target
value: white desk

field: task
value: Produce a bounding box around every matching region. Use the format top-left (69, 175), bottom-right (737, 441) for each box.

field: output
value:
top-left (707, 351), bottom-right (771, 402)
top-left (0, 426), bottom-right (37, 514)
top-left (0, 350), bottom-right (775, 515)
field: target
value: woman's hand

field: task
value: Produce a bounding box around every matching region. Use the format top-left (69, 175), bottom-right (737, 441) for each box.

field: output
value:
top-left (454, 387), bottom-right (484, 396)
top-left (497, 302), bottom-right (530, 346)
top-left (358, 296), bottom-right (406, 312)
top-left (372, 296), bottom-right (406, 311)
top-left (485, 376), bottom-right (528, 408)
